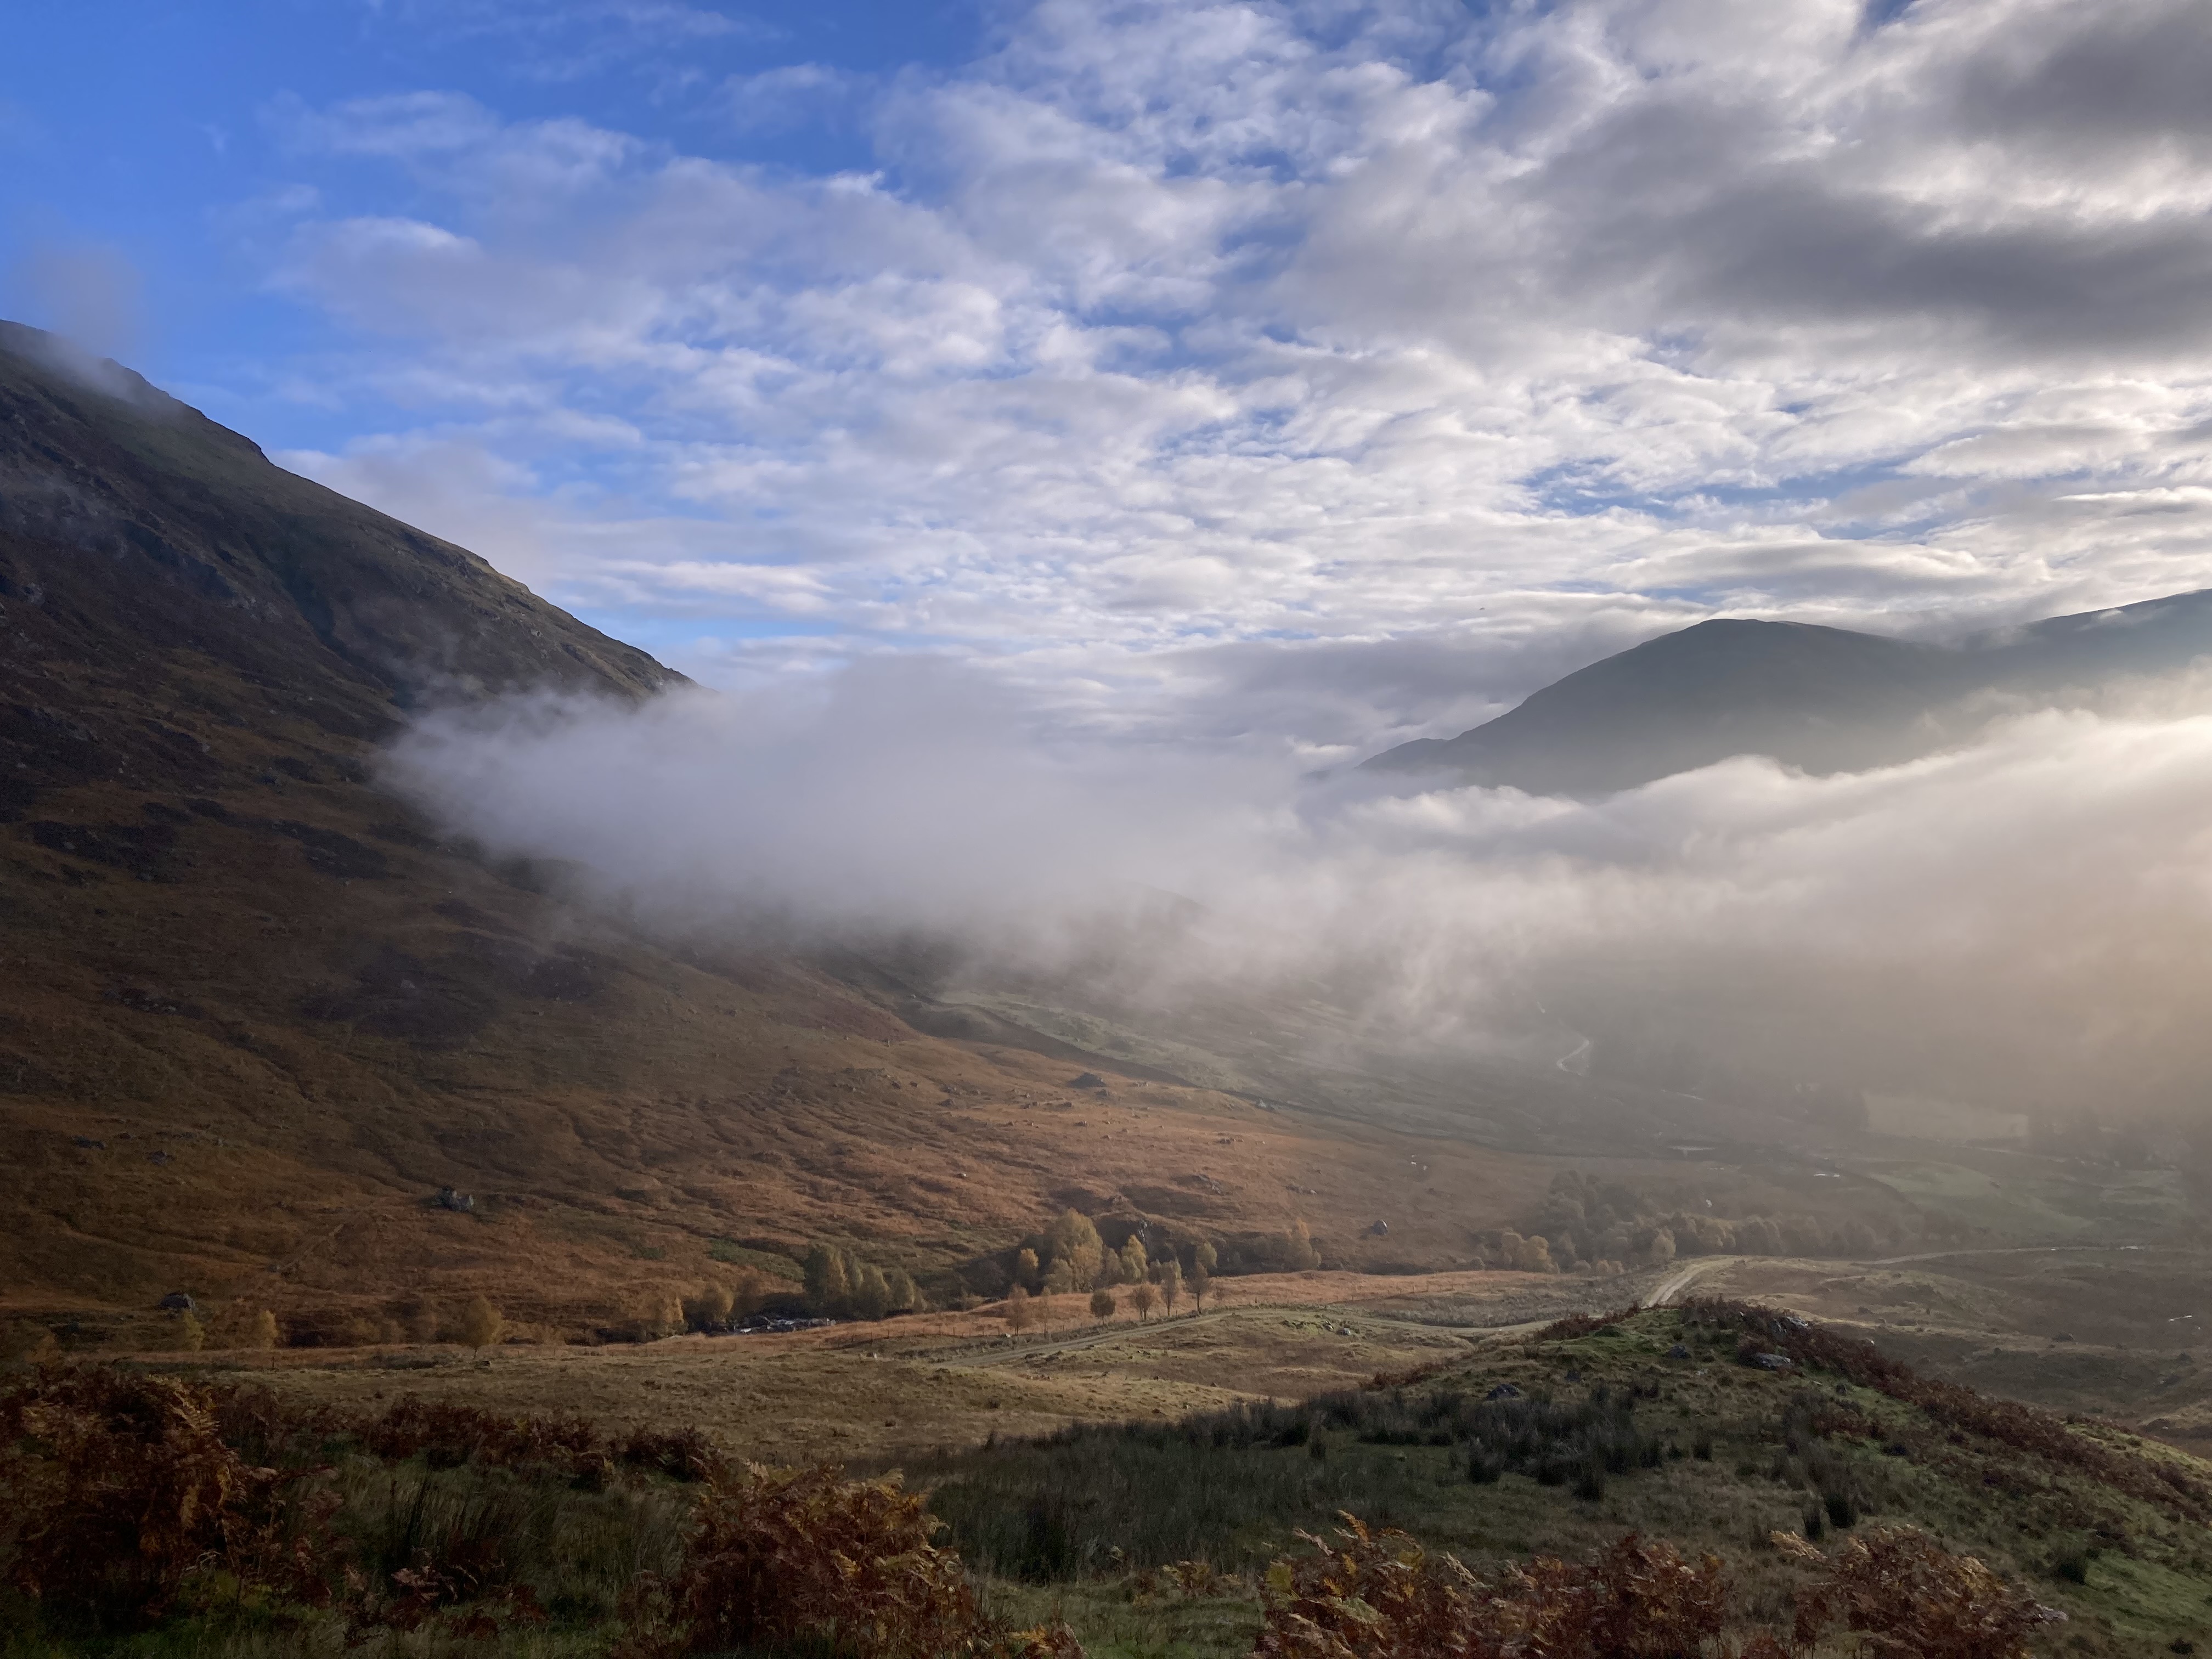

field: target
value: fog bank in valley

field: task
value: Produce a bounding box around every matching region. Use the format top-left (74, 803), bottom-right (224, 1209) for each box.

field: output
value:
top-left (389, 658), bottom-right (2212, 1130)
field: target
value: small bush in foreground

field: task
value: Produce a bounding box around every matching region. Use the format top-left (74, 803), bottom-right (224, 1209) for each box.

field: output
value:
top-left (1783, 1526), bottom-right (2061, 1658)
top-left (1254, 1517), bottom-right (1735, 1659)
top-left (624, 1461), bottom-right (1080, 1659)
top-left (358, 1396), bottom-right (600, 1472)
top-left (0, 1369), bottom-right (326, 1632)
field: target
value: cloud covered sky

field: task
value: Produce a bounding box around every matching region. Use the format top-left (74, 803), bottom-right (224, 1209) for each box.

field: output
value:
top-left (10, 0), bottom-right (2212, 756)
top-left (15, 2), bottom-right (2212, 1121)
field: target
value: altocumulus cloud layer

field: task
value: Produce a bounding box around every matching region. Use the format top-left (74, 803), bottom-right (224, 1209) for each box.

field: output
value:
top-left (393, 667), bottom-right (2212, 1124)
top-left (270, 0), bottom-right (2212, 752)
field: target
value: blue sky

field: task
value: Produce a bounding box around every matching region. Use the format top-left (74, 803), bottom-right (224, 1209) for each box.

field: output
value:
top-left (3, 1), bottom-right (981, 445)
top-left (8, 0), bottom-right (2212, 754)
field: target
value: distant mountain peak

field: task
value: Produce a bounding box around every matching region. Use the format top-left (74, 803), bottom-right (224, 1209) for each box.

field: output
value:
top-left (1364, 592), bottom-right (2212, 796)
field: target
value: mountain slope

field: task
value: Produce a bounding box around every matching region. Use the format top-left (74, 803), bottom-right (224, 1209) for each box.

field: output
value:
top-left (1366, 592), bottom-right (2212, 794)
top-left (0, 321), bottom-right (678, 730)
top-left (0, 327), bottom-right (1588, 1347)
top-left (1365, 618), bottom-right (1955, 795)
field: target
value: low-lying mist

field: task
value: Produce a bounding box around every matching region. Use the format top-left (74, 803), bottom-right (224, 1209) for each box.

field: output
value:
top-left (387, 657), bottom-right (2212, 1131)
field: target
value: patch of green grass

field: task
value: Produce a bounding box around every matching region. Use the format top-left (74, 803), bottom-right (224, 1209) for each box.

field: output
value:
top-left (1864, 1161), bottom-right (2187, 1242)
top-left (915, 1373), bottom-right (1715, 1581)
top-left (706, 1239), bottom-right (804, 1279)
top-left (2072, 1549), bottom-right (2212, 1650)
top-left (984, 1578), bottom-right (1263, 1659)
top-left (329, 1455), bottom-right (690, 1629)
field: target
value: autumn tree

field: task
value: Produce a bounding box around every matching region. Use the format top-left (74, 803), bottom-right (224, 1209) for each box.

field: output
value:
top-left (1045, 1209), bottom-right (1105, 1291)
top-left (1004, 1285), bottom-right (1034, 1333)
top-left (1131, 1282), bottom-right (1158, 1320)
top-left (848, 1262), bottom-right (892, 1321)
top-left (1189, 1253), bottom-right (1211, 1311)
top-left (1090, 1288), bottom-right (1118, 1321)
top-left (803, 1245), bottom-right (918, 1321)
top-left (1157, 1257), bottom-right (1183, 1314)
top-left (458, 1295), bottom-right (505, 1348)
top-left (805, 1244), bottom-right (852, 1314)
top-left (1285, 1218), bottom-right (1321, 1271)
top-left (728, 1268), bottom-right (769, 1322)
top-left (685, 1282), bottom-right (737, 1331)
top-left (885, 1267), bottom-right (920, 1314)
top-left (630, 1289), bottom-right (684, 1341)
top-left (1015, 1246), bottom-right (1041, 1290)
top-left (1118, 1235), bottom-right (1148, 1285)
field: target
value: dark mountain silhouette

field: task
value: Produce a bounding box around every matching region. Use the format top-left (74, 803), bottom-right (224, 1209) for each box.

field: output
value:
top-left (1365, 590), bottom-right (2212, 795)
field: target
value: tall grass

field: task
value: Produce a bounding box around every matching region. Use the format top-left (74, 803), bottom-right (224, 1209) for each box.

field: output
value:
top-left (916, 1386), bottom-right (1671, 1579)
top-left (331, 1459), bottom-right (690, 1629)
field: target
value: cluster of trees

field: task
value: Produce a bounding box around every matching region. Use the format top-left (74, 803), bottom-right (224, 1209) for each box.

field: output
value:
top-left (997, 1211), bottom-right (1272, 1330)
top-left (674, 1275), bottom-right (775, 1334)
top-left (1209, 1220), bottom-right (1323, 1275)
top-left (1013, 1211), bottom-right (1323, 1296)
top-left (163, 1305), bottom-right (284, 1353)
top-left (1020, 1211), bottom-right (1207, 1296)
top-left (1483, 1173), bottom-right (1893, 1276)
top-left (803, 1244), bottom-right (922, 1322)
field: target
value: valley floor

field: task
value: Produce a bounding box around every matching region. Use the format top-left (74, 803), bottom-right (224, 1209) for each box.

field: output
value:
top-left (143, 1247), bottom-right (2212, 1463)
top-left (153, 1267), bottom-right (1616, 1462)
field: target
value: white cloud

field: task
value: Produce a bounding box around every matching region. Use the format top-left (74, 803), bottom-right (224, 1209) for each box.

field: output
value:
top-left (725, 63), bottom-right (865, 133)
top-left (386, 666), bottom-right (2212, 1120)
top-left (255, 0), bottom-right (2212, 748)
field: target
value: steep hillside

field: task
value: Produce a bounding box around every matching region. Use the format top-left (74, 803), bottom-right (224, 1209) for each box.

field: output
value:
top-left (0, 322), bottom-right (678, 719)
top-left (1367, 593), bottom-right (2212, 795)
top-left (0, 326), bottom-right (1593, 1344)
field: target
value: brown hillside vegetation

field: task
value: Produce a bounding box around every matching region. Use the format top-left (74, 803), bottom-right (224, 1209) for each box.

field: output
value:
top-left (0, 323), bottom-right (1589, 1341)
